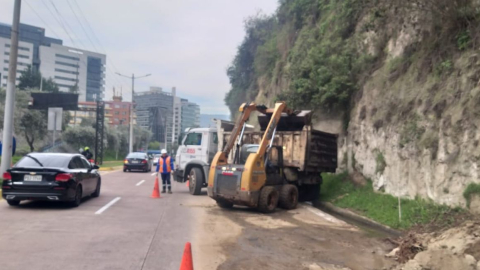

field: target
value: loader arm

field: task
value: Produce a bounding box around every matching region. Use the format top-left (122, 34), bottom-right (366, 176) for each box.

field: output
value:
top-left (218, 103), bottom-right (267, 163)
top-left (255, 102), bottom-right (292, 157)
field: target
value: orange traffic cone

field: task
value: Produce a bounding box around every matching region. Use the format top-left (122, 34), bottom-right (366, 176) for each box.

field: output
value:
top-left (186, 180), bottom-right (189, 187)
top-left (151, 174), bottom-right (161, 198)
top-left (179, 242), bottom-right (193, 270)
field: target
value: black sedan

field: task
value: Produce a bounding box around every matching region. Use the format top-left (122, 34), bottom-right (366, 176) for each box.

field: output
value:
top-left (2, 153), bottom-right (101, 207)
top-left (123, 152), bottom-right (152, 172)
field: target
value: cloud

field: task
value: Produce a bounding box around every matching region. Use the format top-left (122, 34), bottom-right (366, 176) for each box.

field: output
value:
top-left (0, 0), bottom-right (278, 115)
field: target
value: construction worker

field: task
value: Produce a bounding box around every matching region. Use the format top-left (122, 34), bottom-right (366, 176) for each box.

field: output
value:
top-left (81, 147), bottom-right (93, 160)
top-left (157, 149), bottom-right (174, 193)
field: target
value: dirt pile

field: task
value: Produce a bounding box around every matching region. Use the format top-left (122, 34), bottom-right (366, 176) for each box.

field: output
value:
top-left (389, 222), bottom-right (480, 270)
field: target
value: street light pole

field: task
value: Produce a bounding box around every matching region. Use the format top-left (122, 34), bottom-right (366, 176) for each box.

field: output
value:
top-left (0, 0), bottom-right (21, 176)
top-left (116, 72), bottom-right (151, 153)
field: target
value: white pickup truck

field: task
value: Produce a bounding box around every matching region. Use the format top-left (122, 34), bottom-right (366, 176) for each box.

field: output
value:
top-left (173, 120), bottom-right (253, 195)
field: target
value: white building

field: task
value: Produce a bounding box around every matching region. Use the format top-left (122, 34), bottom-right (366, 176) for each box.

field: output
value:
top-left (0, 36), bottom-right (34, 88)
top-left (172, 87), bottom-right (182, 145)
top-left (39, 43), bottom-right (106, 102)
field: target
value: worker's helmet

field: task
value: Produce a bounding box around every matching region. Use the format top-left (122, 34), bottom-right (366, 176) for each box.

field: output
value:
top-left (161, 149), bottom-right (167, 154)
top-left (84, 147), bottom-right (90, 151)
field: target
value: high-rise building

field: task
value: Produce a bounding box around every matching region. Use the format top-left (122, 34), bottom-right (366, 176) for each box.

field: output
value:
top-left (39, 43), bottom-right (106, 101)
top-left (0, 37), bottom-right (34, 88)
top-left (181, 99), bottom-right (201, 132)
top-left (134, 87), bottom-right (174, 150)
top-left (0, 22), bottom-right (106, 102)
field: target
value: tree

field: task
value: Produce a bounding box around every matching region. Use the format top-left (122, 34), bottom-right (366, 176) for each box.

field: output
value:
top-left (69, 83), bottom-right (79, 94)
top-left (20, 110), bottom-right (47, 152)
top-left (42, 78), bottom-right (59, 93)
top-left (148, 141), bottom-right (161, 150)
top-left (18, 65), bottom-right (41, 90)
top-left (62, 126), bottom-right (96, 150)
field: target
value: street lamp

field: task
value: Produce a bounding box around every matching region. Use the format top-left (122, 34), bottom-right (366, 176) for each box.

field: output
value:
top-left (116, 72), bottom-right (151, 153)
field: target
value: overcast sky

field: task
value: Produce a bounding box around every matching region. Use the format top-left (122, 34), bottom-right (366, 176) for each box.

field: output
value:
top-left (0, 0), bottom-right (278, 115)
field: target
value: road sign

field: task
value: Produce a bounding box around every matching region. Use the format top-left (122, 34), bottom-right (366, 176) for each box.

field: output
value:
top-left (48, 107), bottom-right (63, 131)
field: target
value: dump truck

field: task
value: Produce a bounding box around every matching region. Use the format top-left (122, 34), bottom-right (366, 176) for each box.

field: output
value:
top-left (207, 102), bottom-right (337, 212)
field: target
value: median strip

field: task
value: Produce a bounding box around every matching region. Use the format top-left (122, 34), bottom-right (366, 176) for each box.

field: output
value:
top-left (95, 197), bottom-right (121, 215)
top-left (136, 180), bottom-right (145, 186)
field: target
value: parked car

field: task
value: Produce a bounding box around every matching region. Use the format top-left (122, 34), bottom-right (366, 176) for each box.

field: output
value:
top-left (152, 154), bottom-right (161, 166)
top-left (123, 152), bottom-right (152, 172)
top-left (1, 153), bottom-right (101, 207)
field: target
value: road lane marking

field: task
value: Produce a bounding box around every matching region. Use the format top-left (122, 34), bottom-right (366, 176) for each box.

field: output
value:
top-left (136, 180), bottom-right (145, 186)
top-left (151, 172), bottom-right (157, 176)
top-left (95, 197), bottom-right (121, 215)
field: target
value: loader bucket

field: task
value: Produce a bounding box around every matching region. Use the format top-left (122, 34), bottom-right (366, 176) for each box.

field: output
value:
top-left (258, 110), bottom-right (312, 131)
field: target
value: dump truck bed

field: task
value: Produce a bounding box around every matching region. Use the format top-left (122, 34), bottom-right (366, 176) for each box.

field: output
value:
top-left (223, 126), bottom-right (337, 173)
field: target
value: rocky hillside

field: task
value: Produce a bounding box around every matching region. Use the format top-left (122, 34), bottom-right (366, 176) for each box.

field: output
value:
top-left (225, 0), bottom-right (480, 209)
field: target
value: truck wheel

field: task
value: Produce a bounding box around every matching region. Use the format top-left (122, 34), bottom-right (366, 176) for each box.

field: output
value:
top-left (189, 167), bottom-right (203, 195)
top-left (258, 186), bottom-right (279, 213)
top-left (279, 184), bottom-right (298, 210)
top-left (216, 199), bottom-right (234, 209)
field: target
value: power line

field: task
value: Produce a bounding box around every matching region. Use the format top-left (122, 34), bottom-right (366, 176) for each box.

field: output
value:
top-left (64, 0), bottom-right (124, 88)
top-left (71, 0), bottom-right (124, 75)
top-left (23, 0), bottom-right (62, 40)
top-left (38, 0), bottom-right (76, 46)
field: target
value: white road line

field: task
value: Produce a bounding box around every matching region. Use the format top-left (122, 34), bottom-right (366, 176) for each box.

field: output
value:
top-left (95, 197), bottom-right (121, 215)
top-left (151, 172), bottom-right (157, 176)
top-left (136, 180), bottom-right (146, 186)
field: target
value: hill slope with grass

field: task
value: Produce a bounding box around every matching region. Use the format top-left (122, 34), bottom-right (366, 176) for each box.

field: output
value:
top-left (225, 0), bottom-right (480, 209)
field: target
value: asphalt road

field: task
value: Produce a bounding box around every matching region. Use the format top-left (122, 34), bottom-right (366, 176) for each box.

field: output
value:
top-left (0, 170), bottom-right (396, 270)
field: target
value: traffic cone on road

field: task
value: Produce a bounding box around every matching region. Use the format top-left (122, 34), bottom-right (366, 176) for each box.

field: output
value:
top-left (179, 242), bottom-right (193, 270)
top-left (186, 180), bottom-right (189, 187)
top-left (151, 174), bottom-right (161, 198)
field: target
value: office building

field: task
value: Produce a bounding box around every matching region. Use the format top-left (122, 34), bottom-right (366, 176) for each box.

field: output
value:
top-left (0, 36), bottom-right (34, 87)
top-left (70, 89), bottom-right (133, 127)
top-left (134, 87), bottom-right (174, 150)
top-left (181, 99), bottom-right (201, 132)
top-left (105, 89), bottom-right (133, 126)
top-left (0, 22), bottom-right (106, 102)
top-left (39, 43), bottom-right (106, 101)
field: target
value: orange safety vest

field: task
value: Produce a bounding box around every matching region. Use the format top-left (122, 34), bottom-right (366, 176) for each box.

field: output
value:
top-left (159, 156), bottom-right (172, 173)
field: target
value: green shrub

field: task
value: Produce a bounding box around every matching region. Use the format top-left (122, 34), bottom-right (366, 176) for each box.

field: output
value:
top-left (463, 183), bottom-right (480, 208)
top-left (374, 150), bottom-right (387, 174)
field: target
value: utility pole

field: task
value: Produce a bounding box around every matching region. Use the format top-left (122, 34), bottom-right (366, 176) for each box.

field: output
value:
top-left (0, 0), bottom-right (21, 175)
top-left (116, 72), bottom-right (151, 153)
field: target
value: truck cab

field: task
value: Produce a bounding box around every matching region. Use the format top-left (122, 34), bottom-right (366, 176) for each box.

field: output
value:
top-left (173, 119), bottom-right (253, 195)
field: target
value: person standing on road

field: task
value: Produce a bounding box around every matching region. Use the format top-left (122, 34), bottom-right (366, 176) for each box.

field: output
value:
top-left (156, 149), bottom-right (174, 194)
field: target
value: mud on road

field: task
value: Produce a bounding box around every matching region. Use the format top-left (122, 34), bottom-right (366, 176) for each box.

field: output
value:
top-left (190, 199), bottom-right (395, 270)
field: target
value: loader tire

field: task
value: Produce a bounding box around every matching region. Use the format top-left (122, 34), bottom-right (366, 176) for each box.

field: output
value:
top-left (189, 167), bottom-right (203, 195)
top-left (258, 186), bottom-right (279, 213)
top-left (216, 199), bottom-right (234, 209)
top-left (279, 184), bottom-right (298, 210)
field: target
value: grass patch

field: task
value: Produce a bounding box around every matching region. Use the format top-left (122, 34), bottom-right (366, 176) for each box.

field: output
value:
top-left (463, 183), bottom-right (480, 208)
top-left (102, 160), bottom-right (125, 167)
top-left (374, 150), bottom-right (386, 174)
top-left (321, 173), bottom-right (462, 230)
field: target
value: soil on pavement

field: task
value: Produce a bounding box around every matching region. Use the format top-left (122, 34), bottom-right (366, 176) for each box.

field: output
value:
top-left (188, 197), bottom-right (395, 270)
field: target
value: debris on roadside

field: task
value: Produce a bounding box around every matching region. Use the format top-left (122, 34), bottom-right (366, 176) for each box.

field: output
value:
top-left (386, 221), bottom-right (480, 270)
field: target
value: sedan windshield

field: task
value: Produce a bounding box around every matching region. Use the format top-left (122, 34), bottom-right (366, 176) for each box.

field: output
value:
top-left (127, 153), bottom-right (147, 159)
top-left (15, 154), bottom-right (69, 168)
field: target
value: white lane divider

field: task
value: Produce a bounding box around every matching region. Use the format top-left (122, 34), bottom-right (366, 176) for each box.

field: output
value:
top-left (151, 172), bottom-right (157, 176)
top-left (95, 197), bottom-right (121, 215)
top-left (136, 180), bottom-right (145, 186)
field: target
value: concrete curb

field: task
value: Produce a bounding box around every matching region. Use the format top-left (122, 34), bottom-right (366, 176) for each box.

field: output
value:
top-left (316, 201), bottom-right (403, 237)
